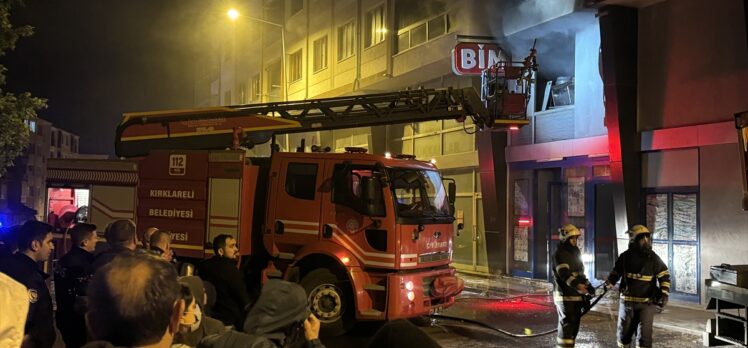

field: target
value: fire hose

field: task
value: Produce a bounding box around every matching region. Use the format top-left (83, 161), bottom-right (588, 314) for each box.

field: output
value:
top-left (430, 284), bottom-right (609, 338)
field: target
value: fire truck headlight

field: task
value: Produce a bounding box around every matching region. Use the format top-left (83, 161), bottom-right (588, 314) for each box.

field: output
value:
top-left (405, 281), bottom-right (414, 291)
top-left (407, 291), bottom-right (415, 302)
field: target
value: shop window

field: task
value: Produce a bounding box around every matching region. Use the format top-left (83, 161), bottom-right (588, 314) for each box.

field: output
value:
top-left (644, 190), bottom-right (699, 299)
top-left (593, 165), bottom-right (611, 177)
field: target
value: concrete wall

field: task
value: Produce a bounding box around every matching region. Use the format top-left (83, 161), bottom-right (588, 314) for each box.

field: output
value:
top-left (699, 143), bottom-right (748, 303)
top-left (641, 149), bottom-right (699, 188)
top-left (500, 0), bottom-right (579, 36)
top-left (574, 16), bottom-right (606, 138)
top-left (638, 0), bottom-right (748, 130)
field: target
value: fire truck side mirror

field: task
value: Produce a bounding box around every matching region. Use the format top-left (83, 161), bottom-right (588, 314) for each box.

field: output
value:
top-left (443, 179), bottom-right (457, 215)
top-left (361, 176), bottom-right (385, 217)
top-left (447, 182), bottom-right (456, 205)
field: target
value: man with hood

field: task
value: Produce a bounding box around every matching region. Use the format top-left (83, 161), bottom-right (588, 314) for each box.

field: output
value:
top-left (605, 225), bottom-right (670, 348)
top-left (198, 279), bottom-right (324, 348)
top-left (173, 276), bottom-right (227, 346)
top-left (552, 224), bottom-right (592, 348)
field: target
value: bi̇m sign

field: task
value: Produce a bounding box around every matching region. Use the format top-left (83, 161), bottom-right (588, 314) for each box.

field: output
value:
top-left (451, 42), bottom-right (506, 76)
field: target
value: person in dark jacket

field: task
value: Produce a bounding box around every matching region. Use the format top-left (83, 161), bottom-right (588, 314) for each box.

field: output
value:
top-left (91, 219), bottom-right (138, 272)
top-left (197, 234), bottom-right (250, 328)
top-left (605, 225), bottom-right (670, 348)
top-left (198, 279), bottom-right (324, 348)
top-left (552, 224), bottom-right (592, 348)
top-left (54, 222), bottom-right (98, 348)
top-left (0, 220), bottom-right (57, 348)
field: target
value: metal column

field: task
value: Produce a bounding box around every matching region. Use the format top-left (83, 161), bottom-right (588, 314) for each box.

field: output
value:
top-left (599, 6), bottom-right (641, 232)
top-left (477, 130), bottom-right (509, 275)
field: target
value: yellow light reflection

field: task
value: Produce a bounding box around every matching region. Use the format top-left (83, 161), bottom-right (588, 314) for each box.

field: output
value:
top-left (227, 8), bottom-right (240, 21)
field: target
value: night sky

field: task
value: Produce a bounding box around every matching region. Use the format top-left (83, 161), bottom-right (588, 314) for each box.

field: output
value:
top-left (4, 0), bottom-right (213, 155)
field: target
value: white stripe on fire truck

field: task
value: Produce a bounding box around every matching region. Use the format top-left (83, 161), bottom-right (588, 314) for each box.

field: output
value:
top-left (279, 220), bottom-right (319, 227)
top-left (285, 228), bottom-right (319, 235)
top-left (209, 218), bottom-right (238, 226)
top-left (331, 234), bottom-right (395, 267)
top-left (91, 200), bottom-right (134, 220)
top-left (400, 254), bottom-right (418, 259)
top-left (400, 262), bottom-right (418, 267)
top-left (328, 224), bottom-right (395, 259)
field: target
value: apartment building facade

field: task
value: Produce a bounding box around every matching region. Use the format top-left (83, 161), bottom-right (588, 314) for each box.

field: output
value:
top-left (195, 0), bottom-right (516, 273)
top-left (0, 119), bottom-right (99, 223)
top-left (193, 0), bottom-right (748, 305)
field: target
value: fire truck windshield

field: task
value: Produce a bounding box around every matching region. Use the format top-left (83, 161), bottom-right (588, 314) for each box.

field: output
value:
top-left (389, 168), bottom-right (450, 219)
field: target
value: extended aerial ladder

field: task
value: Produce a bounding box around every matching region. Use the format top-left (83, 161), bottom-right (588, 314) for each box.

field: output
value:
top-left (115, 86), bottom-right (530, 158)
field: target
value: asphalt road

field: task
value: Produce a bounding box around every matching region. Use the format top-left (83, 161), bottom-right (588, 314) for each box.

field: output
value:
top-left (324, 296), bottom-right (704, 348)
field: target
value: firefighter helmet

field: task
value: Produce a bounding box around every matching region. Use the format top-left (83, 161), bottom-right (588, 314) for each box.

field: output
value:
top-left (627, 224), bottom-right (651, 241)
top-left (558, 224), bottom-right (581, 242)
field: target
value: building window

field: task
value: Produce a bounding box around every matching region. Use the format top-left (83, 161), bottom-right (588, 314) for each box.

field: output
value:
top-left (289, 0), bottom-right (303, 17)
top-left (396, 11), bottom-right (451, 53)
top-left (288, 49), bottom-right (302, 83)
top-left (266, 61), bottom-right (281, 102)
top-left (286, 163), bottom-right (317, 200)
top-left (25, 120), bottom-right (36, 133)
top-left (313, 36), bottom-right (328, 73)
top-left (645, 190), bottom-right (700, 300)
top-left (365, 5), bottom-right (385, 47)
top-left (224, 90), bottom-right (231, 105)
top-left (251, 74), bottom-right (261, 101)
top-left (337, 21), bottom-right (355, 61)
top-left (238, 83), bottom-right (247, 104)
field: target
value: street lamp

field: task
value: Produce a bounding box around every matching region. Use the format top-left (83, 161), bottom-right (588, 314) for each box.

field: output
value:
top-left (227, 8), bottom-right (287, 102)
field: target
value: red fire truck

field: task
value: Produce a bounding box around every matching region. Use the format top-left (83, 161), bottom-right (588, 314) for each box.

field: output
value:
top-left (110, 84), bottom-right (530, 335)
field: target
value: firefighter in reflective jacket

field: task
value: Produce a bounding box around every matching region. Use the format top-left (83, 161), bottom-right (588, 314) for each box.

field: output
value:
top-left (605, 225), bottom-right (670, 348)
top-left (552, 224), bottom-right (592, 348)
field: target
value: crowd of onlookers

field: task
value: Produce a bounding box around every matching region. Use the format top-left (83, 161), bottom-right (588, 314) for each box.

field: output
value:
top-left (0, 219), bottom-right (441, 348)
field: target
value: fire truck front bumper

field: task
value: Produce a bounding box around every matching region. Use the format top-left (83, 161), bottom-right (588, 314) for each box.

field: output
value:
top-left (386, 267), bottom-right (464, 320)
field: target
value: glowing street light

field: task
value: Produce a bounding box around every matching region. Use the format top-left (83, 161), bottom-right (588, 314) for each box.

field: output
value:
top-left (227, 8), bottom-right (240, 21)
top-left (223, 8), bottom-right (287, 102)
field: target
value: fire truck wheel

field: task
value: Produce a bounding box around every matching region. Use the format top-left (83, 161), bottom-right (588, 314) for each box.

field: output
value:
top-left (301, 268), bottom-right (354, 336)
